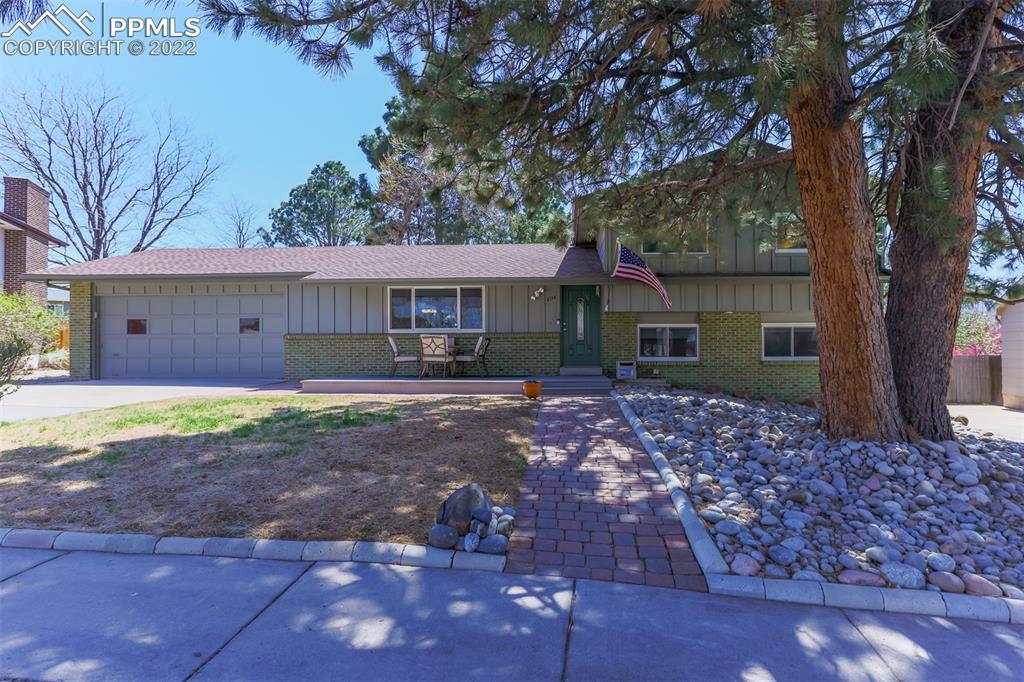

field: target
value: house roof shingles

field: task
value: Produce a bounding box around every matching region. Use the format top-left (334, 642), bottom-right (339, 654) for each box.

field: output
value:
top-left (24, 243), bottom-right (607, 282)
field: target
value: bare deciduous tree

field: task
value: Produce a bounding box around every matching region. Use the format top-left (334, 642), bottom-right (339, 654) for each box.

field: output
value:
top-left (0, 84), bottom-right (219, 263)
top-left (222, 200), bottom-right (259, 248)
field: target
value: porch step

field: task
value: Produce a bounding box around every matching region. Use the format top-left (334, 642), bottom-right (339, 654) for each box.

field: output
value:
top-left (538, 375), bottom-right (613, 395)
top-left (558, 366), bottom-right (605, 376)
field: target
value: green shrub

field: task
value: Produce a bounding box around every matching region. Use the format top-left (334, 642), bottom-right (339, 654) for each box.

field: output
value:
top-left (0, 293), bottom-right (61, 400)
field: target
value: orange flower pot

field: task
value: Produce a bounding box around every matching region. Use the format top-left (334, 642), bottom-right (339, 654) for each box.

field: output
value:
top-left (522, 380), bottom-right (542, 400)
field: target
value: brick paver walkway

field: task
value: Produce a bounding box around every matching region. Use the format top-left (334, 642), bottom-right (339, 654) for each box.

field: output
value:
top-left (505, 396), bottom-right (707, 590)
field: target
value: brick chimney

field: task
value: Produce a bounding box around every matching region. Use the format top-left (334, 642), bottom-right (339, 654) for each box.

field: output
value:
top-left (3, 176), bottom-right (50, 302)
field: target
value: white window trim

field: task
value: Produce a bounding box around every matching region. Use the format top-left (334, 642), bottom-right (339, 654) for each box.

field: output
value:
top-left (636, 323), bottom-right (700, 362)
top-left (386, 285), bottom-right (486, 333)
top-left (761, 322), bottom-right (819, 361)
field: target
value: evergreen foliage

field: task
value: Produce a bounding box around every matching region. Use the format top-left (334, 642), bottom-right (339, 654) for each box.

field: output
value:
top-left (199, 0), bottom-right (1023, 294)
top-left (261, 161), bottom-right (370, 246)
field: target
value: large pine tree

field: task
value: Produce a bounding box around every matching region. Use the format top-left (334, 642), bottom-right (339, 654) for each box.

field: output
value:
top-left (882, 1), bottom-right (1024, 439)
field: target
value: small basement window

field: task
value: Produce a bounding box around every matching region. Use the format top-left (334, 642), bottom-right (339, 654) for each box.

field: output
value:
top-left (239, 317), bottom-right (261, 334)
top-left (127, 319), bottom-right (147, 335)
top-left (762, 324), bottom-right (818, 360)
top-left (637, 324), bottom-right (699, 362)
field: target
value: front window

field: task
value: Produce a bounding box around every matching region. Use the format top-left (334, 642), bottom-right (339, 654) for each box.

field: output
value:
top-left (763, 324), bottom-right (818, 360)
top-left (389, 286), bottom-right (484, 332)
top-left (637, 325), bottom-right (699, 362)
top-left (415, 287), bottom-right (458, 329)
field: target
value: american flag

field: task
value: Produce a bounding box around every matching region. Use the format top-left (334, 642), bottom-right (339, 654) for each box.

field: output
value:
top-left (612, 243), bottom-right (673, 309)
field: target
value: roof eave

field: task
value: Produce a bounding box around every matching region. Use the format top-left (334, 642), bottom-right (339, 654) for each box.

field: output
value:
top-left (23, 271), bottom-right (610, 284)
top-left (20, 271), bottom-right (317, 282)
top-left (0, 212), bottom-right (69, 247)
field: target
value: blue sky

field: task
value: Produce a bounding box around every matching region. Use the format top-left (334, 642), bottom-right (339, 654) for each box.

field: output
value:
top-left (0, 0), bottom-right (396, 248)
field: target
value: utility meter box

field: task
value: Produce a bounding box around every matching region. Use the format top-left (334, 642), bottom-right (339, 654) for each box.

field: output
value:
top-left (616, 361), bottom-right (637, 380)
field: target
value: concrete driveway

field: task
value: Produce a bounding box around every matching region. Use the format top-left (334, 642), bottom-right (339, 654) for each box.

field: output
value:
top-left (1, 548), bottom-right (1022, 682)
top-left (948, 404), bottom-right (1024, 442)
top-left (0, 378), bottom-right (297, 422)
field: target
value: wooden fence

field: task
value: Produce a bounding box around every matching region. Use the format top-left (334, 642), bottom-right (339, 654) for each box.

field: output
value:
top-left (947, 355), bottom-right (1002, 405)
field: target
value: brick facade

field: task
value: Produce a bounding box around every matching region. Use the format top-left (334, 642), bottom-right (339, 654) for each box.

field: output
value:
top-left (3, 177), bottom-right (50, 304)
top-left (69, 281), bottom-right (95, 380)
top-left (602, 311), bottom-right (821, 401)
top-left (284, 332), bottom-right (561, 379)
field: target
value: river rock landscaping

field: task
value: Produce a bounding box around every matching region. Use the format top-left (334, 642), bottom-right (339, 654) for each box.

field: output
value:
top-left (428, 483), bottom-right (515, 555)
top-left (620, 386), bottom-right (1024, 600)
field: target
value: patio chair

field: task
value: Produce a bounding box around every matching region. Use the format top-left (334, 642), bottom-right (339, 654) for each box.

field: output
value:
top-left (455, 336), bottom-right (490, 375)
top-left (387, 335), bottom-right (419, 376)
top-left (419, 334), bottom-right (454, 377)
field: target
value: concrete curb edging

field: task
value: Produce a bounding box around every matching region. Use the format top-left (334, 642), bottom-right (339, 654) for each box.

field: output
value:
top-left (0, 528), bottom-right (505, 574)
top-left (610, 390), bottom-right (1021, 625)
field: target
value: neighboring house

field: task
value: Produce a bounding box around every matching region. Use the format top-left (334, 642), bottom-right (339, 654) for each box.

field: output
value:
top-left (1001, 303), bottom-right (1023, 409)
top-left (26, 166), bottom-right (823, 400)
top-left (1, 177), bottom-right (66, 304)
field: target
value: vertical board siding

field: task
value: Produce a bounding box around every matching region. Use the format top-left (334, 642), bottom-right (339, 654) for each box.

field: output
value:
top-left (791, 282), bottom-right (811, 312)
top-left (350, 286), bottom-right (368, 333)
top-left (334, 286), bottom-right (351, 333)
top-left (288, 285), bottom-right (302, 334)
top-left (512, 285), bottom-right (529, 332)
top-left (605, 279), bottom-right (814, 313)
top-left (317, 285), bottom-right (335, 333)
top-left (366, 286), bottom-right (384, 333)
top-left (492, 285), bottom-right (512, 332)
top-left (771, 283), bottom-right (790, 311)
top-left (301, 286), bottom-right (318, 334)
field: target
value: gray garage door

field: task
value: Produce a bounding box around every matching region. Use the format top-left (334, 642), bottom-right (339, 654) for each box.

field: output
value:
top-left (99, 294), bottom-right (285, 378)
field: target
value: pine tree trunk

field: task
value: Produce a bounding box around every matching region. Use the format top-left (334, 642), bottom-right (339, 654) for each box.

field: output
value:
top-left (783, 2), bottom-right (906, 441)
top-left (885, 2), bottom-right (1000, 441)
top-left (885, 123), bottom-right (981, 439)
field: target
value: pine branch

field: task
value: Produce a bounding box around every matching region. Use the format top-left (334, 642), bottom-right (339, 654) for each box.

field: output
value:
top-left (948, 0), bottom-right (1001, 129)
top-left (609, 148), bottom-right (794, 204)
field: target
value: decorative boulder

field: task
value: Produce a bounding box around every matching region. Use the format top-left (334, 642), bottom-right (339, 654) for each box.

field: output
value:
top-left (428, 524), bottom-right (459, 549)
top-left (436, 483), bottom-right (493, 534)
top-left (478, 535), bottom-right (509, 555)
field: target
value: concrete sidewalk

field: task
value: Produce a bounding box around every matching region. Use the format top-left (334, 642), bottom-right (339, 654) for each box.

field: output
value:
top-left (0, 378), bottom-right (297, 422)
top-left (1, 548), bottom-right (1021, 682)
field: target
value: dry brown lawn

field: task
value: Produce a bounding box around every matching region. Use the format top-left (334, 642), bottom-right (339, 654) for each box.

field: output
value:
top-left (0, 394), bottom-right (537, 544)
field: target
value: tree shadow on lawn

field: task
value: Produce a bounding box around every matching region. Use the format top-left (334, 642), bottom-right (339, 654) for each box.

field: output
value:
top-left (0, 396), bottom-right (538, 544)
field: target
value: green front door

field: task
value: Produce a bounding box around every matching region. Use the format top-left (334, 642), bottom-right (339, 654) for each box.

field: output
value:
top-left (561, 285), bottom-right (602, 366)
